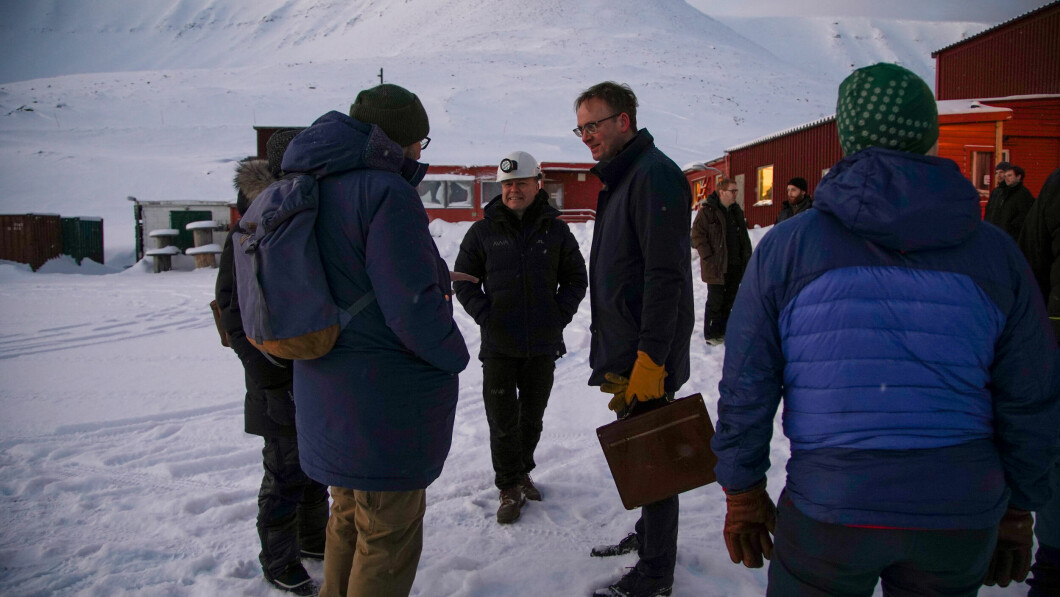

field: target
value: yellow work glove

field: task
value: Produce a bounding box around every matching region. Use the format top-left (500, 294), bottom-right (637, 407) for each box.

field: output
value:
top-left (626, 350), bottom-right (667, 402)
top-left (601, 372), bottom-right (629, 413)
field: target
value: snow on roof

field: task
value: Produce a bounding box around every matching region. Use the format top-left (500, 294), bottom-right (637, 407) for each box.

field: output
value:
top-left (186, 244), bottom-right (222, 255)
top-left (932, 1), bottom-right (1059, 56)
top-left (185, 220), bottom-right (217, 230)
top-left (421, 174), bottom-right (476, 182)
top-left (148, 228), bottom-right (180, 237)
top-left (936, 99), bottom-right (1012, 115)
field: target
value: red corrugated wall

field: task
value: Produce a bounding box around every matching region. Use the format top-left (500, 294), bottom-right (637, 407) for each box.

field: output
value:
top-left (728, 120), bottom-right (841, 228)
top-left (984, 97), bottom-right (1060, 195)
top-left (0, 214), bottom-right (63, 270)
top-left (935, 5), bottom-right (1060, 100)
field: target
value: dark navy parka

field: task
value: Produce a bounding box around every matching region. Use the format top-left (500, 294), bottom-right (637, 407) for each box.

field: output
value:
top-left (587, 130), bottom-right (695, 390)
top-left (282, 111), bottom-right (470, 491)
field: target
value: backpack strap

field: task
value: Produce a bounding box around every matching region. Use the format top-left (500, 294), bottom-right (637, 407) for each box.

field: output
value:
top-left (337, 290), bottom-right (376, 329)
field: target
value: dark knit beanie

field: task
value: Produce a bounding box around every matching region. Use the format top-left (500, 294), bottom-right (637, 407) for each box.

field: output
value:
top-left (787, 177), bottom-right (808, 193)
top-left (266, 128), bottom-right (305, 178)
top-left (349, 84), bottom-right (429, 148)
top-left (836, 63), bottom-right (938, 156)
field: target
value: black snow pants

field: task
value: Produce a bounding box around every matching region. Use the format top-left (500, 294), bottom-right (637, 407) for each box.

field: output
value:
top-left (481, 354), bottom-right (556, 490)
top-left (258, 436), bottom-right (329, 577)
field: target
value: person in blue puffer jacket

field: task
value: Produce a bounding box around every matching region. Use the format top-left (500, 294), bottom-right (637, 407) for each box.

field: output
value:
top-left (282, 84), bottom-right (470, 597)
top-left (711, 63), bottom-right (1060, 596)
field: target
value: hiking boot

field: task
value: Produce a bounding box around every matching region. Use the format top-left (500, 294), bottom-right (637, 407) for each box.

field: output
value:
top-left (497, 486), bottom-right (525, 524)
top-left (519, 474), bottom-right (542, 501)
top-left (264, 562), bottom-right (317, 596)
top-left (592, 567), bottom-right (673, 597)
top-left (590, 532), bottom-right (639, 557)
top-left (705, 335), bottom-right (725, 346)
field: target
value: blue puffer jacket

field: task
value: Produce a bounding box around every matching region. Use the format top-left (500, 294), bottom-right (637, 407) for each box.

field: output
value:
top-left (712, 147), bottom-right (1060, 529)
top-left (284, 111), bottom-right (470, 491)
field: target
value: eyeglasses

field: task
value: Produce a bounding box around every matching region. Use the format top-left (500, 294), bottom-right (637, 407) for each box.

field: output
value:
top-left (420, 137), bottom-right (431, 150)
top-left (721, 188), bottom-right (736, 194)
top-left (573, 114), bottom-right (621, 137)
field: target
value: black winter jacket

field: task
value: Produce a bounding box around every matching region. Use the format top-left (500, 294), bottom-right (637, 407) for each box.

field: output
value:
top-left (586, 130), bottom-right (695, 391)
top-left (985, 182), bottom-right (1034, 240)
top-left (1019, 167), bottom-right (1060, 340)
top-left (454, 191), bottom-right (587, 360)
top-left (775, 195), bottom-right (813, 224)
top-left (215, 158), bottom-right (295, 438)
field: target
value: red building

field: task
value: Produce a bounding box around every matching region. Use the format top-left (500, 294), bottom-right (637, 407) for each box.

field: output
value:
top-left (703, 101), bottom-right (1019, 228)
top-left (932, 1), bottom-right (1060, 102)
top-left (253, 127), bottom-right (599, 223)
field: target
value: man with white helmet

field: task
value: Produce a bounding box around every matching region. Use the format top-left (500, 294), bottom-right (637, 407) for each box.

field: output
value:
top-left (453, 150), bottom-right (587, 524)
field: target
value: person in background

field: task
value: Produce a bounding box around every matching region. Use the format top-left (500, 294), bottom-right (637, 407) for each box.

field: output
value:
top-left (691, 177), bottom-right (752, 346)
top-left (775, 177), bottom-right (813, 224)
top-left (574, 80), bottom-right (695, 597)
top-left (985, 163), bottom-right (1034, 240)
top-left (283, 84), bottom-right (469, 597)
top-left (453, 150), bottom-right (587, 525)
top-left (215, 128), bottom-right (328, 596)
top-left (1020, 166), bottom-right (1060, 596)
top-left (711, 63), bottom-right (1060, 596)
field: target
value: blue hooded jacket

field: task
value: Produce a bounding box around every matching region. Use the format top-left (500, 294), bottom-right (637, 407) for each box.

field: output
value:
top-left (712, 147), bottom-right (1060, 529)
top-left (284, 111), bottom-right (469, 491)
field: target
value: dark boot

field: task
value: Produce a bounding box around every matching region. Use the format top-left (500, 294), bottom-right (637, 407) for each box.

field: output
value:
top-left (264, 562), bottom-right (317, 596)
top-left (519, 474), bottom-right (542, 501)
top-left (590, 532), bottom-right (639, 557)
top-left (497, 486), bottom-right (525, 524)
top-left (592, 567), bottom-right (672, 597)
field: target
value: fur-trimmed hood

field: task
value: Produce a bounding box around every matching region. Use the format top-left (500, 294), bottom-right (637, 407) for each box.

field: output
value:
top-left (233, 158), bottom-right (275, 215)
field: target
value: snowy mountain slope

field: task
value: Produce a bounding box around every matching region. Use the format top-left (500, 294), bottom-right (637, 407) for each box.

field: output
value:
top-left (0, 0), bottom-right (988, 264)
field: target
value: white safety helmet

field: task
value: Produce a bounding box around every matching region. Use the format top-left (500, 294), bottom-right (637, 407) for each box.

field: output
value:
top-left (496, 151), bottom-right (542, 182)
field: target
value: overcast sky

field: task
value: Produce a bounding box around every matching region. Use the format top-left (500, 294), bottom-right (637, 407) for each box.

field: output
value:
top-left (689, 0), bottom-right (1050, 22)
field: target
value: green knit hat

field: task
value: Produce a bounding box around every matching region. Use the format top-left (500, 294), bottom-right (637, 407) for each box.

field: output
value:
top-left (349, 83), bottom-right (429, 148)
top-left (836, 63), bottom-right (938, 156)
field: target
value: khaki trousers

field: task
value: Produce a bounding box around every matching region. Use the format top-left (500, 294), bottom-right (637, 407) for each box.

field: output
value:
top-left (319, 487), bottom-right (426, 597)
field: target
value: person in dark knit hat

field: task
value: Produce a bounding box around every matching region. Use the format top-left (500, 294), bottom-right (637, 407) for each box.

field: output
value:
top-left (775, 176), bottom-right (813, 224)
top-left (712, 62), bottom-right (1059, 595)
top-left (217, 130), bottom-right (328, 596)
top-left (349, 83), bottom-right (430, 149)
top-left (281, 85), bottom-right (468, 597)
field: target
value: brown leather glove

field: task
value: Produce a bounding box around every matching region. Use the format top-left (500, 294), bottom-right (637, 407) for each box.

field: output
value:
top-left (600, 373), bottom-right (629, 414)
top-left (626, 351), bottom-right (667, 402)
top-left (724, 481), bottom-right (776, 568)
top-left (983, 508), bottom-right (1034, 587)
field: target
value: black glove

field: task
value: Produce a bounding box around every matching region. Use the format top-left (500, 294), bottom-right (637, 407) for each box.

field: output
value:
top-left (983, 508), bottom-right (1034, 587)
top-left (264, 388), bottom-right (296, 428)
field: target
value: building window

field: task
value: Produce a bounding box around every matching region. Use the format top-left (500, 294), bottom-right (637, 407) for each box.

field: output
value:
top-left (755, 165), bottom-right (774, 206)
top-left (971, 150), bottom-right (1010, 195)
top-left (418, 180), bottom-right (474, 208)
top-left (481, 181), bottom-right (502, 203)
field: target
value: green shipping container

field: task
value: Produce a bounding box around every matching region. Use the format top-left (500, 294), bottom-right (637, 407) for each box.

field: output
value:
top-left (61, 217), bottom-right (104, 265)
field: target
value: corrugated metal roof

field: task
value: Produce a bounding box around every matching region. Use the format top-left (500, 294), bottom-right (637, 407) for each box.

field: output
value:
top-left (931, 0), bottom-right (1059, 56)
top-left (726, 115), bottom-right (835, 153)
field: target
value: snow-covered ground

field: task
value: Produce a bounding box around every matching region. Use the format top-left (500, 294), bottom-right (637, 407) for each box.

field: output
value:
top-left (0, 1), bottom-right (1047, 594)
top-left (0, 222), bottom-right (1027, 596)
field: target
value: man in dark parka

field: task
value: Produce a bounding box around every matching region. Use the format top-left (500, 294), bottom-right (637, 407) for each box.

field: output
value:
top-left (575, 81), bottom-right (695, 597)
top-left (215, 129), bottom-right (328, 596)
top-left (453, 150), bottom-right (587, 525)
top-left (985, 164), bottom-right (1035, 240)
